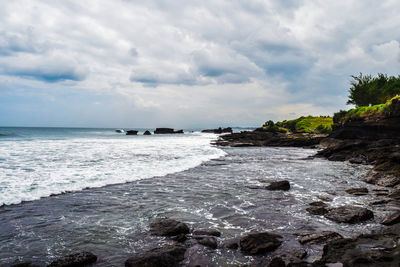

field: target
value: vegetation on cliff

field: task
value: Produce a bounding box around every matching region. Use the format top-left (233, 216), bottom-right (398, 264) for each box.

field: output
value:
top-left (263, 116), bottom-right (333, 134)
top-left (334, 95), bottom-right (400, 125)
top-left (347, 73), bottom-right (400, 107)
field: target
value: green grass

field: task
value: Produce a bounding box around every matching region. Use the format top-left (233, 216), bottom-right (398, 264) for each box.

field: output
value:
top-left (269, 116), bottom-right (333, 134)
top-left (334, 94), bottom-right (400, 124)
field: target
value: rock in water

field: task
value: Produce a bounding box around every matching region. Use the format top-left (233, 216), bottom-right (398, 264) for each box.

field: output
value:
top-left (266, 181), bottom-right (290, 191)
top-left (126, 130), bottom-right (138, 135)
top-left (125, 244), bottom-right (186, 267)
top-left (47, 251), bottom-right (97, 267)
top-left (143, 130), bottom-right (152, 135)
top-left (382, 212), bottom-right (400, 225)
top-left (149, 218), bottom-right (189, 236)
top-left (240, 232), bottom-right (282, 255)
top-left (298, 231), bottom-right (343, 245)
top-left (324, 206), bottom-right (373, 223)
top-left (195, 236), bottom-right (218, 249)
top-left (345, 187), bottom-right (369, 196)
top-left (306, 206), bottom-right (328, 215)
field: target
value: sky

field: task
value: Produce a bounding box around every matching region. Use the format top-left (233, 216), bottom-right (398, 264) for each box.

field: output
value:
top-left (1, 0), bottom-right (400, 128)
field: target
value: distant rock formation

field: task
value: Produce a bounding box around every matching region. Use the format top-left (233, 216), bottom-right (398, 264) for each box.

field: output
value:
top-left (126, 130), bottom-right (138, 135)
top-left (143, 130), bottom-right (152, 135)
top-left (202, 127), bottom-right (232, 134)
top-left (154, 128), bottom-right (184, 134)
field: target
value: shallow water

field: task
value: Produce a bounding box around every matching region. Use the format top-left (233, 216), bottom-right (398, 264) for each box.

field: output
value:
top-left (0, 145), bottom-right (391, 266)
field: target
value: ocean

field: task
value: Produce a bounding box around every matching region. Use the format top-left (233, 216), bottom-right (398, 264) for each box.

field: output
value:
top-left (0, 127), bottom-right (389, 266)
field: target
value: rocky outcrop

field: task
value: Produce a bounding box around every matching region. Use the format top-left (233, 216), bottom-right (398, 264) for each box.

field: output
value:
top-left (126, 130), bottom-right (138, 135)
top-left (149, 218), bottom-right (190, 236)
top-left (266, 181), bottom-right (290, 191)
top-left (154, 128), bottom-right (184, 134)
top-left (297, 231), bottom-right (343, 245)
top-left (192, 229), bottom-right (221, 237)
top-left (215, 131), bottom-right (324, 147)
top-left (382, 212), bottom-right (400, 226)
top-left (202, 127), bottom-right (233, 134)
top-left (317, 234), bottom-right (400, 266)
top-left (194, 236), bottom-right (218, 249)
top-left (324, 205), bottom-right (374, 223)
top-left (345, 187), bottom-right (369, 196)
top-left (125, 244), bottom-right (186, 267)
top-left (240, 232), bottom-right (282, 255)
top-left (143, 130), bottom-right (152, 135)
top-left (47, 251), bottom-right (97, 267)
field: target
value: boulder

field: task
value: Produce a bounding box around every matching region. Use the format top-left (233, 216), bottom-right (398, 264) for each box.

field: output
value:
top-left (324, 206), bottom-right (374, 223)
top-left (267, 257), bottom-right (286, 267)
top-left (143, 130), bottom-right (152, 135)
top-left (47, 252), bottom-right (97, 267)
top-left (306, 206), bottom-right (328, 215)
top-left (388, 189), bottom-right (400, 199)
top-left (125, 244), bottom-right (186, 267)
top-left (154, 128), bottom-right (175, 134)
top-left (126, 130), bottom-right (138, 135)
top-left (149, 218), bottom-right (190, 236)
top-left (202, 127), bottom-right (233, 134)
top-left (11, 262), bottom-right (40, 267)
top-left (224, 239), bottom-right (239, 250)
top-left (174, 130), bottom-right (184, 134)
top-left (240, 232), bottom-right (282, 255)
top-left (194, 236), bottom-right (218, 249)
top-left (192, 229), bottom-right (221, 237)
top-left (382, 212), bottom-right (400, 226)
top-left (182, 245), bottom-right (215, 267)
top-left (317, 234), bottom-right (400, 266)
top-left (308, 201), bottom-right (328, 207)
top-left (266, 181), bottom-right (290, 191)
top-left (345, 187), bottom-right (369, 195)
top-left (298, 231), bottom-right (343, 245)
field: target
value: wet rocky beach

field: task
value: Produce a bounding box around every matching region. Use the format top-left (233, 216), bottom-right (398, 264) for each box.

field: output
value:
top-left (2, 146), bottom-right (396, 266)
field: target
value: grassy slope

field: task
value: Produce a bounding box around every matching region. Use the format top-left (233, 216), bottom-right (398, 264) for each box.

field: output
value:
top-left (263, 116), bottom-right (333, 134)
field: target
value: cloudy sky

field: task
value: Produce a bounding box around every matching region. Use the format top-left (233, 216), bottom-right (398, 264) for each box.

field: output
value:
top-left (1, 0), bottom-right (400, 128)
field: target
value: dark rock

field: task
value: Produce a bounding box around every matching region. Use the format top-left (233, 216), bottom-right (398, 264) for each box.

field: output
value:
top-left (266, 181), bottom-right (290, 191)
top-left (306, 206), bottom-right (328, 215)
top-left (317, 195), bottom-right (333, 202)
top-left (172, 233), bottom-right (187, 242)
top-left (388, 189), bottom-right (400, 199)
top-left (11, 262), bottom-right (40, 267)
top-left (47, 251), bottom-right (97, 267)
top-left (195, 236), bottom-right (218, 249)
top-left (182, 244), bottom-right (215, 267)
top-left (174, 129), bottom-right (184, 134)
top-left (268, 257), bottom-right (286, 267)
top-left (382, 212), bottom-right (400, 226)
top-left (324, 205), bottom-right (374, 223)
top-left (149, 218), bottom-right (190, 236)
top-left (143, 130), bottom-right (152, 135)
top-left (240, 232), bottom-right (282, 255)
top-left (125, 244), bottom-right (186, 267)
top-left (231, 143), bottom-right (256, 147)
top-left (192, 229), bottom-right (221, 237)
top-left (318, 234), bottom-right (400, 266)
top-left (202, 127), bottom-right (232, 134)
top-left (308, 201), bottom-right (328, 207)
top-left (126, 130), bottom-right (138, 135)
top-left (345, 187), bottom-right (369, 195)
top-left (367, 198), bottom-right (391, 205)
top-left (224, 239), bottom-right (239, 250)
top-left (364, 171), bottom-right (400, 187)
top-left (298, 231), bottom-right (343, 245)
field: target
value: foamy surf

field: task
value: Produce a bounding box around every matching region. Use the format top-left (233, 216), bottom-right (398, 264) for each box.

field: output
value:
top-left (0, 132), bottom-right (225, 206)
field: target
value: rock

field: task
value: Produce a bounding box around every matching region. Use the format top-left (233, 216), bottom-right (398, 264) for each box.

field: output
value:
top-left (382, 212), bottom-right (400, 226)
top-left (345, 187), bottom-right (369, 196)
top-left (172, 233), bottom-right (187, 242)
top-left (224, 239), bottom-right (239, 250)
top-left (126, 130), bottom-right (138, 135)
top-left (308, 201), bottom-right (328, 207)
top-left (317, 234), bottom-right (400, 266)
top-left (231, 143), bottom-right (256, 147)
top-left (125, 244), bottom-right (186, 267)
top-left (364, 171), bottom-right (400, 187)
top-left (202, 127), bottom-right (233, 134)
top-left (182, 244), bottom-right (215, 267)
top-left (266, 181), bottom-right (290, 191)
top-left (11, 262), bottom-right (40, 267)
top-left (149, 218), bottom-right (190, 236)
top-left (240, 232), bottom-right (282, 255)
top-left (306, 206), bottom-right (328, 215)
top-left (388, 189), bottom-right (400, 199)
top-left (47, 251), bottom-right (97, 267)
top-left (268, 257), bottom-right (286, 267)
top-left (154, 128), bottom-right (184, 134)
top-left (174, 129), bottom-right (184, 134)
top-left (318, 195), bottom-right (333, 202)
top-left (367, 198), bottom-right (391, 205)
top-left (298, 231), bottom-right (343, 245)
top-left (143, 130), bottom-right (152, 135)
top-left (324, 206), bottom-right (374, 223)
top-left (192, 229), bottom-right (221, 237)
top-left (246, 185), bottom-right (265, 189)
top-left (195, 236), bottom-right (218, 249)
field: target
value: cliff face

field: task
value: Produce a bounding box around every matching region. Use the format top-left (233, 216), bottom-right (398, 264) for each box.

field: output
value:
top-left (318, 98), bottom-right (400, 187)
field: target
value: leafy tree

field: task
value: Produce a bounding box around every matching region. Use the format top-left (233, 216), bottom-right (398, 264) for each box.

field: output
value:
top-left (347, 73), bottom-right (400, 107)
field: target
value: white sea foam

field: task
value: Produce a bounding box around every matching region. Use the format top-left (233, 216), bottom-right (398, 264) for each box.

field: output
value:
top-left (0, 133), bottom-right (226, 206)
